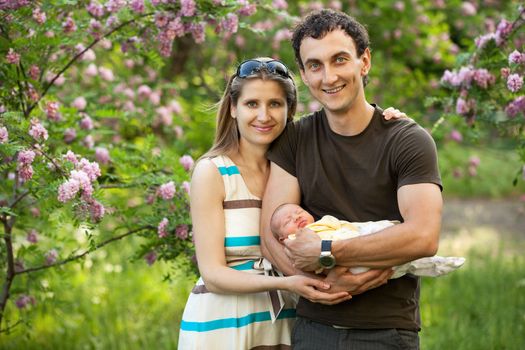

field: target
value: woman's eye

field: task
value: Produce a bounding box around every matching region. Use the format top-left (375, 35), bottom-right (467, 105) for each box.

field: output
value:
top-left (270, 101), bottom-right (281, 108)
top-left (247, 101), bottom-right (257, 108)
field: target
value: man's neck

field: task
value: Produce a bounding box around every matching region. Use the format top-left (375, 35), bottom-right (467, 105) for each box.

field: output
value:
top-left (324, 101), bottom-right (375, 137)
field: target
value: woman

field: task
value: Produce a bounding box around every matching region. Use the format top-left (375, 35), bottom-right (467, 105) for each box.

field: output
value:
top-left (178, 58), bottom-right (405, 349)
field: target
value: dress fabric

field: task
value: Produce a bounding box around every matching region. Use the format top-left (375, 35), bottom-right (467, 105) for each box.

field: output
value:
top-left (178, 155), bottom-right (296, 350)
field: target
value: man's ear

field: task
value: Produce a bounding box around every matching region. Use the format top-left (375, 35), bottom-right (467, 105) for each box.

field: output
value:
top-left (360, 47), bottom-right (371, 76)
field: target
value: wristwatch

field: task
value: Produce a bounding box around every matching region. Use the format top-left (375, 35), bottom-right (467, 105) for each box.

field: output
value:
top-left (318, 240), bottom-right (336, 269)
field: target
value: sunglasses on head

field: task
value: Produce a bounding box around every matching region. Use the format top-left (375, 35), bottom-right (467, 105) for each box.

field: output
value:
top-left (236, 59), bottom-right (291, 79)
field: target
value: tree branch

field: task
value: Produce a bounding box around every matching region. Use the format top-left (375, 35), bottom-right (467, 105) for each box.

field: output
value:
top-left (16, 225), bottom-right (154, 275)
top-left (8, 190), bottom-right (30, 210)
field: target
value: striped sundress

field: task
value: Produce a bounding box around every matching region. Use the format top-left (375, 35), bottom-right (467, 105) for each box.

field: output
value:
top-left (178, 155), bottom-right (297, 350)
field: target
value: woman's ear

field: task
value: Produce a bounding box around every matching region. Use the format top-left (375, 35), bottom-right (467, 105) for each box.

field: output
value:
top-left (230, 105), bottom-right (237, 119)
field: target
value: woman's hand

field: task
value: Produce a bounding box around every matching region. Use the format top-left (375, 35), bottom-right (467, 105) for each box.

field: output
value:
top-left (383, 107), bottom-right (410, 120)
top-left (284, 275), bottom-right (352, 305)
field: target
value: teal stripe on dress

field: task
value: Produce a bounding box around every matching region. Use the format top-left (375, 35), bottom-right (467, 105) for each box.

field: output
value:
top-left (180, 309), bottom-right (296, 332)
top-left (224, 236), bottom-right (260, 247)
top-left (230, 260), bottom-right (255, 270)
top-left (218, 166), bottom-right (240, 176)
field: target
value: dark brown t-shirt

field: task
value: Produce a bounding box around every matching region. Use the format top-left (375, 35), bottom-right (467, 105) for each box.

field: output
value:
top-left (267, 106), bottom-right (442, 330)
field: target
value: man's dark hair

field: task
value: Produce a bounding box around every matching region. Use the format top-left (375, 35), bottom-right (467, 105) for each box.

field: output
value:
top-left (291, 9), bottom-right (370, 86)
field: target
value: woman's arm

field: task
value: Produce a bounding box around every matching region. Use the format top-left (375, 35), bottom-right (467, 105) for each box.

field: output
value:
top-left (191, 159), bottom-right (349, 303)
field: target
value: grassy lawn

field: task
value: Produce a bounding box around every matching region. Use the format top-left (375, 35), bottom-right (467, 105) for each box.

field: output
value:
top-left (1, 241), bottom-right (524, 349)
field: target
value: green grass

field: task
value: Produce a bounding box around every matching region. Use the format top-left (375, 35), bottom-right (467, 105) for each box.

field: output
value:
top-left (1, 243), bottom-right (523, 349)
top-left (420, 249), bottom-right (525, 350)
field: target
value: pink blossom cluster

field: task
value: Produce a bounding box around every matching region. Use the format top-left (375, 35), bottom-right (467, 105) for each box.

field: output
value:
top-left (218, 13), bottom-right (239, 36)
top-left (130, 0), bottom-right (145, 13)
top-left (87, 1), bottom-right (105, 17)
top-left (507, 74), bottom-right (523, 93)
top-left (95, 147), bottom-right (110, 164)
top-left (273, 0), bottom-right (288, 10)
top-left (175, 224), bottom-right (189, 239)
top-left (455, 97), bottom-right (475, 116)
top-left (441, 66), bottom-right (494, 90)
top-left (180, 0), bottom-right (196, 17)
top-left (6, 48), bottom-right (20, 64)
top-left (468, 156), bottom-right (480, 176)
top-left (144, 251), bottom-right (157, 266)
top-left (508, 50), bottom-right (525, 65)
top-left (475, 18), bottom-right (513, 48)
top-left (182, 180), bottom-right (190, 195)
top-left (105, 0), bottom-right (126, 13)
top-left (190, 22), bottom-right (205, 44)
top-left (505, 96), bottom-right (525, 118)
top-left (58, 155), bottom-right (101, 203)
top-left (17, 149), bottom-right (36, 182)
top-left (0, 126), bottom-right (8, 144)
top-left (157, 181), bottom-right (176, 200)
top-left (179, 155), bottom-right (194, 172)
top-left (449, 129), bottom-right (463, 143)
top-left (28, 64), bottom-right (40, 80)
top-left (238, 0), bottom-right (257, 16)
top-left (80, 114), bottom-right (94, 130)
top-left (158, 217), bottom-right (169, 238)
top-left (62, 16), bottom-right (77, 33)
top-left (15, 294), bottom-right (36, 309)
top-left (0, 0), bottom-right (30, 10)
top-left (64, 128), bottom-right (77, 144)
top-left (45, 249), bottom-right (58, 265)
top-left (46, 101), bottom-right (61, 121)
top-left (460, 1), bottom-right (476, 16)
top-left (32, 7), bottom-right (46, 24)
top-left (26, 229), bottom-right (38, 243)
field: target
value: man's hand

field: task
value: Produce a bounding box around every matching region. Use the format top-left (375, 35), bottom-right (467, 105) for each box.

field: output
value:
top-left (283, 228), bottom-right (321, 271)
top-left (324, 266), bottom-right (394, 295)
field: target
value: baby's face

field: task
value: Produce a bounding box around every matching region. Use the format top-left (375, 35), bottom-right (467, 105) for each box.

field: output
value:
top-left (274, 204), bottom-right (315, 240)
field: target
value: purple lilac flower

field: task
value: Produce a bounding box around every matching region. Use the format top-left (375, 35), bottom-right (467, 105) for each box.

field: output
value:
top-left (57, 178), bottom-right (81, 202)
top-left (28, 119), bottom-right (49, 142)
top-left (6, 48), bottom-right (20, 64)
top-left (179, 155), bottom-right (194, 171)
top-left (144, 251), bottom-right (157, 266)
top-left (472, 69), bottom-right (495, 89)
top-left (182, 181), bottom-right (190, 195)
top-left (64, 128), bottom-right (77, 143)
top-left (158, 181), bottom-right (176, 200)
top-left (180, 0), bottom-right (196, 16)
top-left (449, 130), bottom-right (463, 143)
top-left (175, 224), bottom-right (189, 239)
top-left (80, 115), bottom-right (94, 130)
top-left (509, 50), bottom-right (525, 65)
top-left (95, 147), bottom-right (110, 165)
top-left (507, 74), bottom-right (523, 93)
top-left (18, 149), bottom-right (36, 165)
top-left (32, 7), bottom-right (46, 24)
top-left (45, 249), bottom-right (58, 265)
top-left (87, 1), bottom-right (105, 17)
top-left (474, 33), bottom-right (496, 49)
top-left (26, 229), bottom-right (38, 243)
top-left (0, 126), bottom-right (8, 144)
top-left (89, 200), bottom-right (105, 222)
top-left (28, 65), bottom-right (40, 80)
top-left (158, 218), bottom-right (169, 238)
top-left (130, 0), bottom-right (145, 13)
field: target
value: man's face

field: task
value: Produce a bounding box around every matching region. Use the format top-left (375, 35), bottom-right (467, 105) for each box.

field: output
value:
top-left (274, 204), bottom-right (315, 240)
top-left (299, 29), bottom-right (370, 116)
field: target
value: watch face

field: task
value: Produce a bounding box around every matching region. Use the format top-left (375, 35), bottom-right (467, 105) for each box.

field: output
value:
top-left (319, 254), bottom-right (336, 269)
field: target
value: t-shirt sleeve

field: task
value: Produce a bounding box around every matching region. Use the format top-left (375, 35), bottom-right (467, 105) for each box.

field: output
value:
top-left (266, 121), bottom-right (299, 177)
top-left (394, 124), bottom-right (443, 191)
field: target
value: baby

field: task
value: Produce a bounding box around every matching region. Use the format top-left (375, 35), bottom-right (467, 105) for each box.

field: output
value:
top-left (270, 203), bottom-right (465, 278)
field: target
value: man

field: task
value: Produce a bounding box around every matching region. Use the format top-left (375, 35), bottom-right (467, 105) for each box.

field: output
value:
top-left (260, 9), bottom-right (443, 350)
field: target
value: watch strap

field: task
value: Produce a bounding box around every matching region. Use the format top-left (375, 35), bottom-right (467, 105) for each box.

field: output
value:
top-left (321, 240), bottom-right (332, 253)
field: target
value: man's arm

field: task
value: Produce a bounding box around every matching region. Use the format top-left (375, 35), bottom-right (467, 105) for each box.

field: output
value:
top-left (285, 183), bottom-right (442, 269)
top-left (260, 162), bottom-right (301, 276)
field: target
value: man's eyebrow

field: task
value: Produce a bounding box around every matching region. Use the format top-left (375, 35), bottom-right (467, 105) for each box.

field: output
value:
top-left (303, 51), bottom-right (353, 66)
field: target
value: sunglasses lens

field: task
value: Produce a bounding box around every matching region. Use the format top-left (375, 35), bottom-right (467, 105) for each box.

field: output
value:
top-left (237, 60), bottom-right (263, 78)
top-left (236, 60), bottom-right (290, 79)
top-left (266, 61), bottom-right (289, 77)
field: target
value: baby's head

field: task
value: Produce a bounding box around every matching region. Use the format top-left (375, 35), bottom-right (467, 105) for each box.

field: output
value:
top-left (270, 203), bottom-right (315, 242)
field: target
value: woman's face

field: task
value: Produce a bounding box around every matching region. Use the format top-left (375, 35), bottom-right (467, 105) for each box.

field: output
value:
top-left (231, 79), bottom-right (288, 148)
